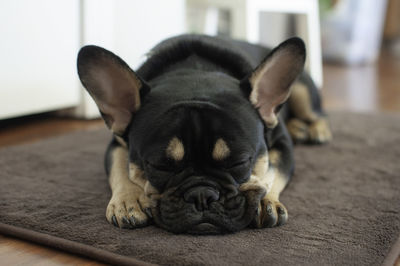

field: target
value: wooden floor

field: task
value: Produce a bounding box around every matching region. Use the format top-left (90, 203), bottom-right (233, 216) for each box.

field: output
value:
top-left (322, 50), bottom-right (400, 113)
top-left (0, 50), bottom-right (399, 265)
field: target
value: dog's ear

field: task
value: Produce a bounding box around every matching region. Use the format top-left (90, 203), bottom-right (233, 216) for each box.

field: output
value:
top-left (77, 45), bottom-right (148, 136)
top-left (241, 37), bottom-right (306, 128)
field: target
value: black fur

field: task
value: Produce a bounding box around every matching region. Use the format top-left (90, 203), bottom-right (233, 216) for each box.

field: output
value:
top-left (79, 34), bottom-right (325, 233)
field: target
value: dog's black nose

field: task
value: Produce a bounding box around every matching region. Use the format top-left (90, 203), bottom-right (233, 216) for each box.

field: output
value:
top-left (184, 186), bottom-right (220, 211)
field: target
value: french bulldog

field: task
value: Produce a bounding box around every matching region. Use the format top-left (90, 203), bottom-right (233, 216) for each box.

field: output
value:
top-left (77, 34), bottom-right (331, 234)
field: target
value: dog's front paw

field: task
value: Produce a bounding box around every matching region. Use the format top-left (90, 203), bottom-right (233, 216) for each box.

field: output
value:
top-left (253, 197), bottom-right (288, 228)
top-left (309, 118), bottom-right (332, 144)
top-left (106, 186), bottom-right (152, 229)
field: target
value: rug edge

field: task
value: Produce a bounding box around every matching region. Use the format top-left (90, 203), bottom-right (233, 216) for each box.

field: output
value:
top-left (382, 234), bottom-right (400, 266)
top-left (0, 223), bottom-right (154, 266)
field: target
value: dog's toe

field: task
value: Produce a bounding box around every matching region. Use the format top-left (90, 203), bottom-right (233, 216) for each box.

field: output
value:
top-left (126, 205), bottom-right (148, 227)
top-left (275, 203), bottom-right (288, 226)
top-left (263, 201), bottom-right (278, 227)
top-left (309, 118), bottom-right (332, 144)
top-left (286, 118), bottom-right (309, 144)
top-left (106, 194), bottom-right (150, 229)
top-left (121, 216), bottom-right (133, 229)
top-left (253, 198), bottom-right (288, 228)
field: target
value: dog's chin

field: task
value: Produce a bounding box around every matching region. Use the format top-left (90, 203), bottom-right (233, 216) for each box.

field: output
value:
top-left (151, 188), bottom-right (265, 234)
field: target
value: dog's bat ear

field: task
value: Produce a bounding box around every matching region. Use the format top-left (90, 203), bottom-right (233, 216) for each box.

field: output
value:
top-left (77, 45), bottom-right (148, 136)
top-left (241, 37), bottom-right (306, 128)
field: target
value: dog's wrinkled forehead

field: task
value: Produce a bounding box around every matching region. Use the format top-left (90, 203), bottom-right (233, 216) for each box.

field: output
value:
top-left (130, 101), bottom-right (263, 165)
top-left (156, 104), bottom-right (235, 162)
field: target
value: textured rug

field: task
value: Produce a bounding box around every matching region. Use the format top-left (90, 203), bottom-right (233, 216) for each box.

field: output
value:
top-left (0, 112), bottom-right (399, 266)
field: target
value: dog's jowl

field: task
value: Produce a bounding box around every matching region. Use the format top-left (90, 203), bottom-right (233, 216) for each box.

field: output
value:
top-left (77, 35), bottom-right (331, 234)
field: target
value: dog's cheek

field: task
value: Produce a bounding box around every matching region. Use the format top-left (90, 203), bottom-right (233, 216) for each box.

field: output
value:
top-left (226, 159), bottom-right (253, 184)
top-left (231, 168), bottom-right (252, 184)
top-left (145, 170), bottom-right (174, 192)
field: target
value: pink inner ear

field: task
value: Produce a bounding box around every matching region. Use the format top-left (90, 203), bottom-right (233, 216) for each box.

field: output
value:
top-left (250, 48), bottom-right (304, 128)
top-left (93, 63), bottom-right (141, 112)
top-left (85, 58), bottom-right (142, 136)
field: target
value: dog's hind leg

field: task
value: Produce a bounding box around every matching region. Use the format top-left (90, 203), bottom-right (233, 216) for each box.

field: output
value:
top-left (287, 77), bottom-right (332, 144)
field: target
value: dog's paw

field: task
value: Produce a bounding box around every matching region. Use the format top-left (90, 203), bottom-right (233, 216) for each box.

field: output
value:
top-left (309, 118), bottom-right (332, 144)
top-left (252, 197), bottom-right (288, 228)
top-left (287, 118), bottom-right (332, 144)
top-left (106, 186), bottom-right (152, 229)
top-left (286, 118), bottom-right (309, 144)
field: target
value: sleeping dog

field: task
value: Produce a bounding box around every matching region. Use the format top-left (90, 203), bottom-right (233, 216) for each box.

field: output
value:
top-left (77, 35), bottom-right (331, 234)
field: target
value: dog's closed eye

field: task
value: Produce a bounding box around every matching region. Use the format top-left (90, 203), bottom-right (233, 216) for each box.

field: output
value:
top-left (228, 159), bottom-right (251, 169)
top-left (145, 160), bottom-right (184, 173)
top-left (145, 161), bottom-right (171, 171)
top-left (218, 157), bottom-right (252, 170)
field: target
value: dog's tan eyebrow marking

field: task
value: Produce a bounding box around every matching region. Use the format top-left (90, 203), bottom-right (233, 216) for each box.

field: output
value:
top-left (166, 137), bottom-right (185, 161)
top-left (212, 138), bottom-right (230, 160)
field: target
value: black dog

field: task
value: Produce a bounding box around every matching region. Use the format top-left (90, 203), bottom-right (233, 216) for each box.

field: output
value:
top-left (77, 35), bottom-right (331, 234)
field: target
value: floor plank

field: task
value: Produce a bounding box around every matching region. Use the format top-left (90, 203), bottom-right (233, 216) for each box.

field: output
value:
top-left (0, 235), bottom-right (105, 266)
top-left (322, 50), bottom-right (400, 113)
top-left (0, 113), bottom-right (103, 148)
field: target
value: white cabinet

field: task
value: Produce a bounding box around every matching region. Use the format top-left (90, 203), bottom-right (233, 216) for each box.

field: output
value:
top-left (77, 0), bottom-right (186, 118)
top-left (0, 0), bottom-right (81, 119)
top-left (0, 0), bottom-right (186, 120)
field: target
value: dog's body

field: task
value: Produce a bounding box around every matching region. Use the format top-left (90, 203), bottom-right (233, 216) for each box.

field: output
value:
top-left (77, 35), bottom-right (331, 234)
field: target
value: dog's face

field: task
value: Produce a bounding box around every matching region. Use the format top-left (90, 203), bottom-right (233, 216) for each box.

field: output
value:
top-left (77, 37), bottom-right (305, 233)
top-left (127, 73), bottom-right (267, 233)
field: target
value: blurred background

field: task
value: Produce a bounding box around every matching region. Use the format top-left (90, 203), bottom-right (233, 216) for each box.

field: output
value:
top-left (0, 0), bottom-right (399, 145)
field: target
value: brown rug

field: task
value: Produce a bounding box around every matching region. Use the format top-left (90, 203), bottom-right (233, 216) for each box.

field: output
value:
top-left (0, 112), bottom-right (399, 266)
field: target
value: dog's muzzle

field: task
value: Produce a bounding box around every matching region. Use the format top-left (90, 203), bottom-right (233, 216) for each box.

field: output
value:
top-left (183, 185), bottom-right (220, 211)
top-left (151, 177), bottom-right (265, 234)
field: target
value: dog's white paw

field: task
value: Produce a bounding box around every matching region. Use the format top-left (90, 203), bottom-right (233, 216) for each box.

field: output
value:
top-left (106, 185), bottom-right (152, 229)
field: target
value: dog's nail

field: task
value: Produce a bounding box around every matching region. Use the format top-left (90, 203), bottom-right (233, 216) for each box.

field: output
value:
top-left (277, 206), bottom-right (285, 215)
top-left (266, 204), bottom-right (273, 215)
top-left (129, 216), bottom-right (136, 227)
top-left (122, 217), bottom-right (131, 228)
top-left (145, 208), bottom-right (153, 218)
top-left (112, 215), bottom-right (119, 227)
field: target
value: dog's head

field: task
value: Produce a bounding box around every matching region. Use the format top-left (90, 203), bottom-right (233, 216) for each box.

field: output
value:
top-left (77, 37), bottom-right (305, 233)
